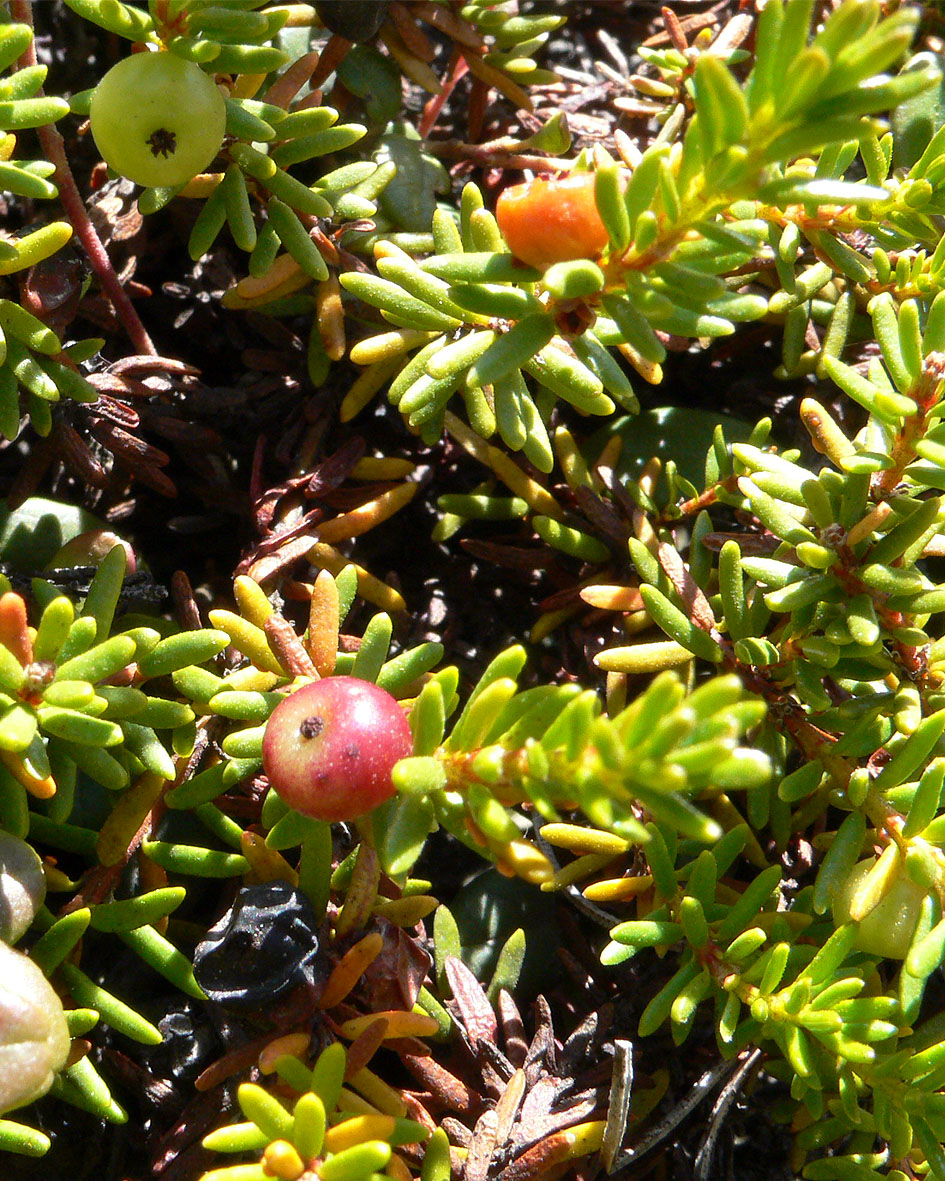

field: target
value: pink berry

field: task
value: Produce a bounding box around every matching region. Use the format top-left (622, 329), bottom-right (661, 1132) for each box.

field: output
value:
top-left (262, 677), bottom-right (413, 822)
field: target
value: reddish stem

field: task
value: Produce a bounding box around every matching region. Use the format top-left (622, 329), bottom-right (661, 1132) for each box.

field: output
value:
top-left (10, 0), bottom-right (156, 355)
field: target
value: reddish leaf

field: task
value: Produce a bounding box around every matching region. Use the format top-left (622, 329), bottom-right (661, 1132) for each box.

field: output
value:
top-left (657, 540), bottom-right (716, 631)
top-left (445, 955), bottom-right (498, 1045)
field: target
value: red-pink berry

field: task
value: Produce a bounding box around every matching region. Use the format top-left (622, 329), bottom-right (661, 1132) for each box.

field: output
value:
top-left (262, 676), bottom-right (413, 822)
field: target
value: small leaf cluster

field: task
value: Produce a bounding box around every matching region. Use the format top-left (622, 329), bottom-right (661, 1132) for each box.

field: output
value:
top-left (0, 303), bottom-right (100, 441)
top-left (762, 112), bottom-right (945, 383)
top-left (200, 1040), bottom-right (442, 1181)
top-left (27, 881), bottom-right (202, 1138)
top-left (0, 17), bottom-right (103, 440)
top-left (65, 0), bottom-right (288, 75)
top-left (313, 0), bottom-right (564, 115)
top-left (0, 19), bottom-right (68, 203)
top-left (448, 0), bottom-right (564, 97)
top-left (0, 545), bottom-right (221, 830)
top-left (600, 850), bottom-right (945, 1179)
top-left (392, 652), bottom-right (770, 885)
top-left (612, 7), bottom-right (752, 123)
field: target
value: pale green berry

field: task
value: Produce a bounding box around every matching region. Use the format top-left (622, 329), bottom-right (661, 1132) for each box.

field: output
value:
top-left (0, 942), bottom-right (70, 1113)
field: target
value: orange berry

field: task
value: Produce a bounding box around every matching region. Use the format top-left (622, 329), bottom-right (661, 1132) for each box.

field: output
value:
top-left (495, 174), bottom-right (610, 270)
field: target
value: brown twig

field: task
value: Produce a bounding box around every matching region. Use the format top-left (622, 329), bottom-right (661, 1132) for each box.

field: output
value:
top-left (419, 138), bottom-right (571, 174)
top-left (10, 0), bottom-right (156, 355)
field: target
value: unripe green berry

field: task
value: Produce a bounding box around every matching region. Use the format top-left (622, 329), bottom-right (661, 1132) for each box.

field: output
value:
top-left (0, 942), bottom-right (70, 1114)
top-left (0, 832), bottom-right (45, 945)
top-left (90, 53), bottom-right (226, 188)
top-left (832, 857), bottom-right (927, 959)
